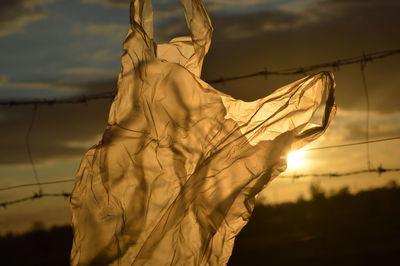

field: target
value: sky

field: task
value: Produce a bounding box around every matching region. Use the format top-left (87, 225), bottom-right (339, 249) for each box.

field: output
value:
top-left (0, 0), bottom-right (400, 233)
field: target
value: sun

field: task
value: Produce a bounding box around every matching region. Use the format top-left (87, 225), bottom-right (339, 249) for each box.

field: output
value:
top-left (287, 149), bottom-right (307, 170)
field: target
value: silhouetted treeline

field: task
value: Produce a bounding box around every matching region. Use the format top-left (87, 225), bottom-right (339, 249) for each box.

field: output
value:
top-left (1, 182), bottom-right (399, 265)
top-left (0, 225), bottom-right (72, 266)
top-left (230, 181), bottom-right (400, 265)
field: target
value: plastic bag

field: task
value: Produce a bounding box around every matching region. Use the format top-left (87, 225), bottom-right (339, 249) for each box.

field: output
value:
top-left (70, 0), bottom-right (336, 265)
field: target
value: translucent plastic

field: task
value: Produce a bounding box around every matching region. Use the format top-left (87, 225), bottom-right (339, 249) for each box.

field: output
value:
top-left (70, 0), bottom-right (336, 265)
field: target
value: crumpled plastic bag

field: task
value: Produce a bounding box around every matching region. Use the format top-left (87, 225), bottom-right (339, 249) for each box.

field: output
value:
top-left (70, 0), bottom-right (336, 265)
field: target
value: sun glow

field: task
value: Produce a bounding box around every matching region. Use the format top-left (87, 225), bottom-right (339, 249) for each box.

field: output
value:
top-left (287, 149), bottom-right (307, 170)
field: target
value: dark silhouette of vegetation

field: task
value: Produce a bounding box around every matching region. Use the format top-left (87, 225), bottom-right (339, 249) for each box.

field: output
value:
top-left (0, 225), bottom-right (72, 266)
top-left (230, 181), bottom-right (400, 265)
top-left (1, 181), bottom-right (399, 265)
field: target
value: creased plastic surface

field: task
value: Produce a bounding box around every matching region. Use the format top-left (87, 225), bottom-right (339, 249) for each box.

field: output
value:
top-left (70, 0), bottom-right (336, 265)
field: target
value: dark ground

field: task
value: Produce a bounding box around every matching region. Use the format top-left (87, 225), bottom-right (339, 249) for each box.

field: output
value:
top-left (1, 182), bottom-right (399, 266)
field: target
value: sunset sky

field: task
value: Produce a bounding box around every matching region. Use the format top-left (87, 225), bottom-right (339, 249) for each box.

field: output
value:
top-left (1, 0), bottom-right (399, 233)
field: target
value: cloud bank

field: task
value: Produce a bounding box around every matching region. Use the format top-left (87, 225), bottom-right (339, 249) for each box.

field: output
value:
top-left (0, 0), bottom-right (56, 36)
top-left (1, 0), bottom-right (399, 164)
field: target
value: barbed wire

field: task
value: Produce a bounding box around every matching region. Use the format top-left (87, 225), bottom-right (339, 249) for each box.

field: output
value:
top-left (0, 192), bottom-right (71, 208)
top-left (0, 136), bottom-right (398, 193)
top-left (0, 48), bottom-right (399, 106)
top-left (1, 167), bottom-right (399, 208)
top-left (280, 167), bottom-right (400, 179)
top-left (207, 48), bottom-right (400, 83)
top-left (1, 48), bottom-right (399, 208)
top-left (0, 178), bottom-right (75, 192)
top-left (303, 136), bottom-right (400, 151)
top-left (0, 91), bottom-right (115, 107)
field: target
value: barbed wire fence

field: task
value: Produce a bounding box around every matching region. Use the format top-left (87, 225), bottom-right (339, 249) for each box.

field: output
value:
top-left (1, 166), bottom-right (400, 208)
top-left (0, 49), bottom-right (399, 106)
top-left (0, 192), bottom-right (71, 209)
top-left (1, 48), bottom-right (400, 208)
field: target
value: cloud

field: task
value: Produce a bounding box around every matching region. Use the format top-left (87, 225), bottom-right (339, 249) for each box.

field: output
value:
top-left (63, 67), bottom-right (118, 76)
top-left (206, 0), bottom-right (291, 12)
top-left (2, 78), bottom-right (98, 94)
top-left (0, 74), bottom-right (117, 164)
top-left (0, 102), bottom-right (108, 164)
top-left (0, 76), bottom-right (8, 86)
top-left (80, 0), bottom-right (186, 26)
top-left (1, 0), bottom-right (399, 165)
top-left (82, 0), bottom-right (278, 9)
top-left (75, 23), bottom-right (128, 38)
top-left (156, 19), bottom-right (188, 42)
top-left (70, 47), bottom-right (122, 64)
top-left (0, 0), bottom-right (56, 36)
top-left (0, 77), bottom-right (117, 164)
top-left (1, 75), bottom-right (118, 97)
top-left (343, 112), bottom-right (400, 141)
top-left (214, 10), bottom-right (309, 40)
top-left (211, 0), bottom-right (400, 38)
top-left (3, 80), bottom-right (82, 92)
top-left (202, 0), bottom-right (400, 113)
top-left (81, 0), bottom-right (130, 8)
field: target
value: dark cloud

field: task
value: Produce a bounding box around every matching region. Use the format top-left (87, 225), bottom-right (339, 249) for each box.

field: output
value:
top-left (81, 0), bottom-right (178, 10)
top-left (344, 122), bottom-right (400, 141)
top-left (201, 0), bottom-right (400, 113)
top-left (1, 0), bottom-right (400, 164)
top-left (0, 0), bottom-right (55, 36)
top-left (0, 100), bottom-right (110, 164)
top-left (0, 77), bottom-right (116, 164)
top-left (81, 0), bottom-right (130, 8)
top-left (5, 77), bottom-right (117, 94)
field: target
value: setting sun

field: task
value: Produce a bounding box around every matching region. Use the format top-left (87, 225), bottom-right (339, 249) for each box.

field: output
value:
top-left (287, 149), bottom-right (307, 170)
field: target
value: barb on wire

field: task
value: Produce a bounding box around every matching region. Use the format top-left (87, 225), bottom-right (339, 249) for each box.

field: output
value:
top-left (280, 167), bottom-right (400, 179)
top-left (207, 48), bottom-right (400, 83)
top-left (0, 192), bottom-right (71, 208)
top-left (0, 137), bottom-right (399, 193)
top-left (0, 91), bottom-right (115, 106)
top-left (0, 178), bottom-right (75, 192)
top-left (304, 136), bottom-right (400, 151)
top-left (0, 48), bottom-right (399, 106)
top-left (1, 167), bottom-right (400, 208)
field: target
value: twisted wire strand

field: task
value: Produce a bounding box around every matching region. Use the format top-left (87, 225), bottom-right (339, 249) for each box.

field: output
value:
top-left (0, 49), bottom-right (399, 106)
top-left (1, 167), bottom-right (400, 208)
